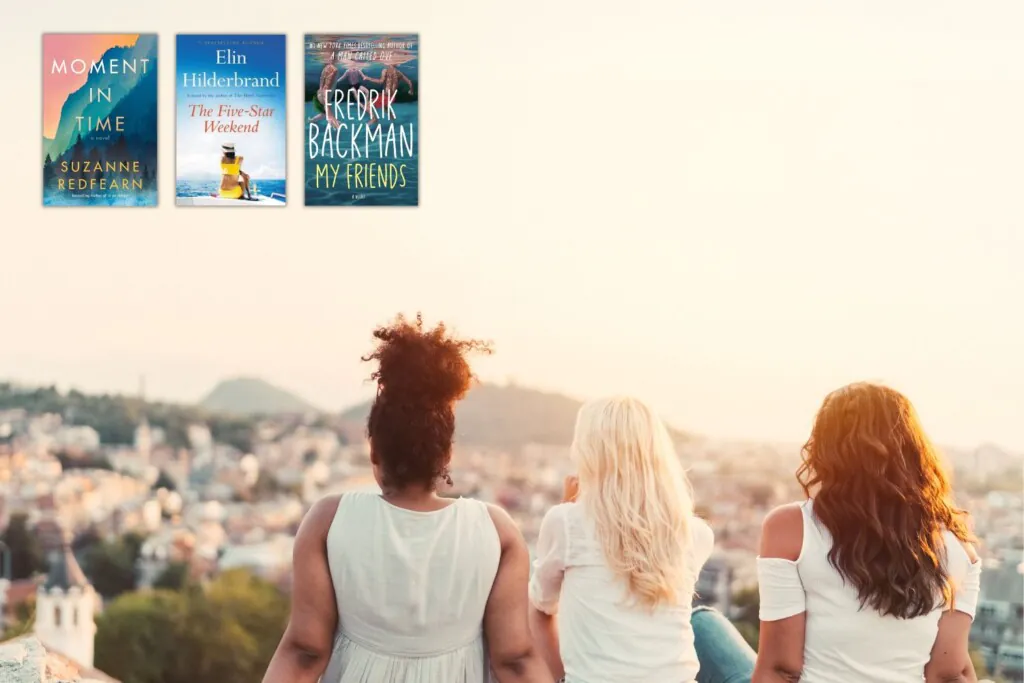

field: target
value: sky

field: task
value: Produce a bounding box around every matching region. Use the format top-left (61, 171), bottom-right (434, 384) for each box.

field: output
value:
top-left (4, 2), bottom-right (1023, 451)
top-left (176, 34), bottom-right (287, 181)
top-left (42, 34), bottom-right (140, 138)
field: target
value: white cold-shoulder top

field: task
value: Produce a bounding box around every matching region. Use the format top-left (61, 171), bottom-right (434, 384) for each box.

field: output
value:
top-left (320, 491), bottom-right (501, 683)
top-left (757, 499), bottom-right (982, 683)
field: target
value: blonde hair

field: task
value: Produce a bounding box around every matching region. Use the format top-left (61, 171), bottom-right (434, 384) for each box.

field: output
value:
top-left (571, 396), bottom-right (696, 609)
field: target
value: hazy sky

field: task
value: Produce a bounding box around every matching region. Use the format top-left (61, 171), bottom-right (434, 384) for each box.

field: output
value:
top-left (3, 2), bottom-right (1022, 451)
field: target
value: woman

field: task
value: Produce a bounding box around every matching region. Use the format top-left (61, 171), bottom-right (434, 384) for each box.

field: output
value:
top-left (529, 396), bottom-right (756, 683)
top-left (755, 383), bottom-right (982, 683)
top-left (217, 143), bottom-right (251, 200)
top-left (262, 314), bottom-right (553, 683)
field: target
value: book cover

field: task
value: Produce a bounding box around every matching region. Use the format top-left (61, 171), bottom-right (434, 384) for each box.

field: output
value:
top-left (42, 34), bottom-right (158, 207)
top-left (176, 34), bottom-right (287, 207)
top-left (304, 34), bottom-right (419, 206)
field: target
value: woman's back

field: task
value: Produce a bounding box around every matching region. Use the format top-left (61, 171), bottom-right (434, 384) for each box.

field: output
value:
top-left (758, 500), bottom-right (981, 683)
top-left (320, 491), bottom-right (501, 682)
top-left (531, 502), bottom-right (715, 683)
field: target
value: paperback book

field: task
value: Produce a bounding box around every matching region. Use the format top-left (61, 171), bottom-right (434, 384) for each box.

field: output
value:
top-left (176, 34), bottom-right (287, 206)
top-left (42, 34), bottom-right (158, 207)
top-left (304, 34), bottom-right (419, 206)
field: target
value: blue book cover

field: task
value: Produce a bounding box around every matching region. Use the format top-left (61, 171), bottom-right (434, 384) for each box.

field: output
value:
top-left (304, 34), bottom-right (419, 206)
top-left (42, 34), bottom-right (158, 207)
top-left (175, 34), bottom-right (287, 207)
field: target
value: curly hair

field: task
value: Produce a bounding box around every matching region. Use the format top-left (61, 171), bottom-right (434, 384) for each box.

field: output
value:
top-left (797, 382), bottom-right (972, 619)
top-left (361, 313), bottom-right (492, 490)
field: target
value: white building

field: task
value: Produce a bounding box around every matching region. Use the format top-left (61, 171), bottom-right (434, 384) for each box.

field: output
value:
top-left (33, 536), bottom-right (97, 669)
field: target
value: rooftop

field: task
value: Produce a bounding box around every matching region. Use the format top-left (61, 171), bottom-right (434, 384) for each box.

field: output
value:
top-left (42, 538), bottom-right (89, 592)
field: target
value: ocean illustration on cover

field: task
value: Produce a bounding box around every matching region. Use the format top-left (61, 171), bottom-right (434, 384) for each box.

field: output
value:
top-left (304, 34), bottom-right (418, 206)
top-left (176, 34), bottom-right (287, 207)
top-left (42, 34), bottom-right (158, 207)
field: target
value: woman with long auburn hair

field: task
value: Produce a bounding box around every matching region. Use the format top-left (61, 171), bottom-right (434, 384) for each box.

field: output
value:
top-left (529, 396), bottom-right (756, 683)
top-left (754, 383), bottom-right (982, 683)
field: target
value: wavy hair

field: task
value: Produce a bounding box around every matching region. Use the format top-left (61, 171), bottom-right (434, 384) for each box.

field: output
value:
top-left (797, 382), bottom-right (972, 619)
top-left (572, 396), bottom-right (695, 609)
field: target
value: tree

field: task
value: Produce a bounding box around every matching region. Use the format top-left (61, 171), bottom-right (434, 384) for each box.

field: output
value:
top-left (0, 513), bottom-right (46, 580)
top-left (1, 594), bottom-right (36, 640)
top-left (94, 590), bottom-right (186, 683)
top-left (152, 561), bottom-right (189, 591)
top-left (94, 570), bottom-right (289, 683)
top-left (730, 585), bottom-right (760, 650)
top-left (84, 532), bottom-right (146, 598)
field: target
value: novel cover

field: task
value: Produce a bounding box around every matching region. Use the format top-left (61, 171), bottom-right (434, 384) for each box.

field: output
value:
top-left (42, 34), bottom-right (158, 207)
top-left (304, 34), bottom-right (419, 206)
top-left (176, 34), bottom-right (287, 206)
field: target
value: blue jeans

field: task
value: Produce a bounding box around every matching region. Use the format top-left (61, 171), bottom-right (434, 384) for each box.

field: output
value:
top-left (692, 607), bottom-right (755, 683)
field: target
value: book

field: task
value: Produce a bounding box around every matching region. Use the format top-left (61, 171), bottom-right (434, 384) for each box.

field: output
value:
top-left (42, 34), bottom-right (158, 207)
top-left (176, 34), bottom-right (287, 207)
top-left (304, 34), bottom-right (419, 206)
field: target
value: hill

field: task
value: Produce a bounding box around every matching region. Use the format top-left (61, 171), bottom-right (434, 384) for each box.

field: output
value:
top-left (340, 382), bottom-right (691, 449)
top-left (199, 377), bottom-right (318, 416)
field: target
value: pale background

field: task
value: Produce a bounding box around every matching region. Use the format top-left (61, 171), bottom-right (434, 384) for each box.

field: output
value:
top-left (2, 2), bottom-right (1022, 451)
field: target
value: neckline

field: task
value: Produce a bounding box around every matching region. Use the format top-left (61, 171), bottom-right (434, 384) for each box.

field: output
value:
top-left (376, 495), bottom-right (461, 516)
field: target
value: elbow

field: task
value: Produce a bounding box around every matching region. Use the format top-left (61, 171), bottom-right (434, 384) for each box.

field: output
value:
top-left (774, 665), bottom-right (803, 682)
top-left (491, 646), bottom-right (540, 678)
top-left (754, 660), bottom-right (802, 683)
top-left (926, 669), bottom-right (970, 683)
top-left (281, 635), bottom-right (332, 671)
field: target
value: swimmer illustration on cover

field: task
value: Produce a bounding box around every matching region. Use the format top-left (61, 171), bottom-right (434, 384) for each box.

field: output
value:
top-left (304, 34), bottom-right (419, 206)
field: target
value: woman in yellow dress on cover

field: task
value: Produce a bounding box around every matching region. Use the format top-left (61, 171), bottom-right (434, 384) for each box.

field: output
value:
top-left (218, 143), bottom-right (252, 200)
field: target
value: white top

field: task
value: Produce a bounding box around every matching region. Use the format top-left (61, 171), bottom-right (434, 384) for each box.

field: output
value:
top-left (757, 500), bottom-right (982, 683)
top-left (529, 502), bottom-right (715, 683)
top-left (320, 492), bottom-right (501, 683)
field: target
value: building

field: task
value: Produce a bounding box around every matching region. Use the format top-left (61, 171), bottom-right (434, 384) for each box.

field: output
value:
top-left (971, 561), bottom-right (1024, 682)
top-left (33, 534), bottom-right (97, 670)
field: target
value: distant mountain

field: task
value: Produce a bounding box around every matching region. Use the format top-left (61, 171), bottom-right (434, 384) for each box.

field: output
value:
top-left (200, 378), bottom-right (318, 416)
top-left (340, 382), bottom-right (691, 449)
top-left (47, 35), bottom-right (158, 160)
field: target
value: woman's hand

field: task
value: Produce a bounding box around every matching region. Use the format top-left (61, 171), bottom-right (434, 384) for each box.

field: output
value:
top-left (562, 475), bottom-right (579, 503)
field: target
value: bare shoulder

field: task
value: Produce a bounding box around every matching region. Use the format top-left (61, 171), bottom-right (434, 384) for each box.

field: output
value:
top-left (759, 502), bottom-right (805, 561)
top-left (299, 494), bottom-right (343, 540)
top-left (485, 503), bottom-right (526, 550)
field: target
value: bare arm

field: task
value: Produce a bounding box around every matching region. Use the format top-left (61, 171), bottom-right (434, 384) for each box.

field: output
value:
top-left (528, 608), bottom-right (561, 680)
top-left (399, 70), bottom-right (413, 91)
top-left (484, 504), bottom-right (556, 683)
top-left (752, 504), bottom-right (806, 683)
top-left (262, 496), bottom-right (340, 683)
top-left (925, 541), bottom-right (980, 683)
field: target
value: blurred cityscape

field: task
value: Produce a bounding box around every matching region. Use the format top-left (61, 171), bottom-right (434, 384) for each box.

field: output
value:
top-left (0, 379), bottom-right (1021, 683)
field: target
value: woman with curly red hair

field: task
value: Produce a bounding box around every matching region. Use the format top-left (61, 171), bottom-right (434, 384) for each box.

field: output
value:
top-left (263, 314), bottom-right (554, 683)
top-left (754, 383), bottom-right (982, 683)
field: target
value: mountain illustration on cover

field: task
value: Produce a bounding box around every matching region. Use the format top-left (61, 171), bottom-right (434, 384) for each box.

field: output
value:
top-left (42, 34), bottom-right (158, 207)
top-left (304, 34), bottom-right (419, 206)
top-left (176, 34), bottom-right (287, 207)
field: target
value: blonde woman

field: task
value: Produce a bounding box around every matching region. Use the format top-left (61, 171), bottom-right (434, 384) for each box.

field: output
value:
top-left (529, 396), bottom-right (755, 683)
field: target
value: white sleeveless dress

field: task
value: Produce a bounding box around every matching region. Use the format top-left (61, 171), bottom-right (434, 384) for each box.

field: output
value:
top-left (320, 491), bottom-right (502, 683)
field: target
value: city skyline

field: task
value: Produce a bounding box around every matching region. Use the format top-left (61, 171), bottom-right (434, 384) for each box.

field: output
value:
top-left (1, 365), bottom-right (1021, 455)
